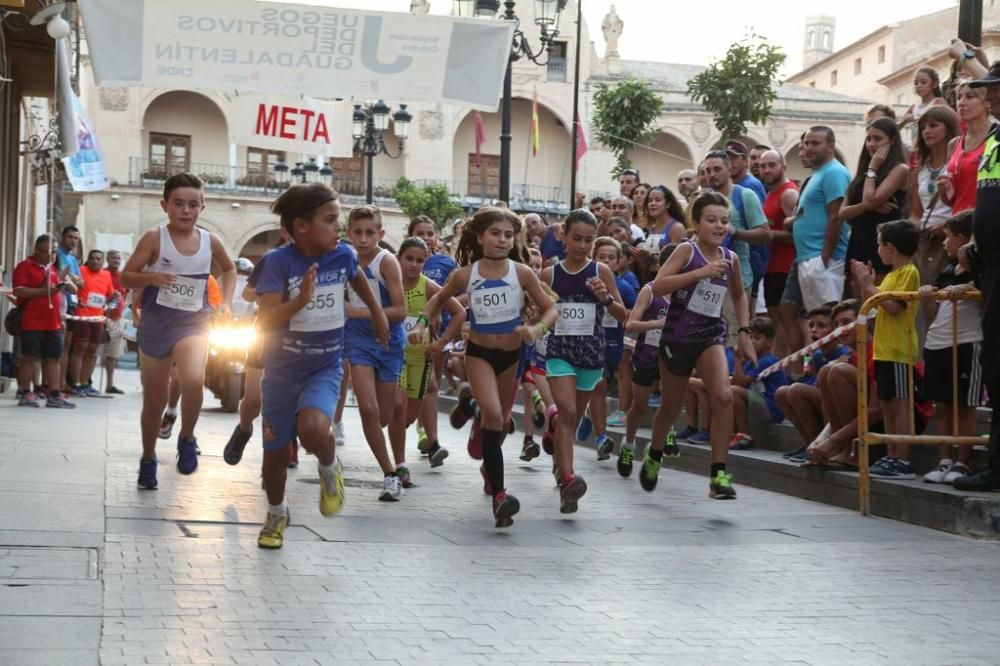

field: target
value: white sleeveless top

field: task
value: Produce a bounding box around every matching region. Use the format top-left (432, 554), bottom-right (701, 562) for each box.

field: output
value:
top-left (916, 163), bottom-right (952, 230)
top-left (149, 227), bottom-right (212, 276)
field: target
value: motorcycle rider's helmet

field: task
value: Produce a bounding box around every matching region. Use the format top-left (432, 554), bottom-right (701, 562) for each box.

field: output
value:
top-left (235, 257), bottom-right (254, 275)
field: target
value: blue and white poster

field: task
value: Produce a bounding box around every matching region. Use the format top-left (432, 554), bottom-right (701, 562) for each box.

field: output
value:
top-left (62, 94), bottom-right (110, 193)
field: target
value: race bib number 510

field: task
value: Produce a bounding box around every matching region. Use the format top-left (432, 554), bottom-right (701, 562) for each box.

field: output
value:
top-left (687, 280), bottom-right (726, 318)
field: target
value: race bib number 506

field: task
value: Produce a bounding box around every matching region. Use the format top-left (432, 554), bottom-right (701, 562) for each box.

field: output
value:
top-left (155, 276), bottom-right (205, 312)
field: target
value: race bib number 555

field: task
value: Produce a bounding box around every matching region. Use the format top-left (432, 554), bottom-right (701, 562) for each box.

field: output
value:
top-left (291, 284), bottom-right (345, 332)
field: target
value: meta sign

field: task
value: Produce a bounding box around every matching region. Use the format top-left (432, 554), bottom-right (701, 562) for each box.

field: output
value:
top-left (230, 95), bottom-right (353, 157)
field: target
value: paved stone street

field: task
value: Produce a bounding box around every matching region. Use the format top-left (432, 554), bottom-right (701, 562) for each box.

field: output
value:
top-left (1, 368), bottom-right (999, 665)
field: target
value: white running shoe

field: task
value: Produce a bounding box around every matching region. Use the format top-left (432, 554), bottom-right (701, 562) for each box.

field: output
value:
top-left (943, 461), bottom-right (972, 484)
top-left (923, 459), bottom-right (953, 484)
top-left (334, 421), bottom-right (346, 447)
top-left (379, 474), bottom-right (404, 502)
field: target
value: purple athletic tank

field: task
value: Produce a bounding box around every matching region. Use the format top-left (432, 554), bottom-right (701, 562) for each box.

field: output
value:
top-left (632, 283), bottom-right (670, 368)
top-left (662, 241), bottom-right (734, 344)
top-left (547, 259), bottom-right (605, 369)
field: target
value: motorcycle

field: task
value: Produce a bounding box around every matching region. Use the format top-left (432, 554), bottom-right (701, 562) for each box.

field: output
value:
top-left (205, 318), bottom-right (255, 412)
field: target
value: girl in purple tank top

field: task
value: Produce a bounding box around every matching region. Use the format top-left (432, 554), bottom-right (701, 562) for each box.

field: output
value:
top-left (640, 192), bottom-right (757, 501)
top-left (540, 209), bottom-right (628, 515)
top-left (616, 243), bottom-right (678, 478)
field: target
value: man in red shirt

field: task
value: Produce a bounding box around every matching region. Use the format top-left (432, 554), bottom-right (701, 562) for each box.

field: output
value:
top-left (758, 149), bottom-right (802, 355)
top-left (103, 250), bottom-right (129, 394)
top-left (12, 234), bottom-right (76, 408)
top-left (68, 249), bottom-right (116, 396)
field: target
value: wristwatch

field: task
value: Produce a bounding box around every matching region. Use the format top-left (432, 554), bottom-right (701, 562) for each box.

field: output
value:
top-left (604, 294), bottom-right (614, 307)
top-left (865, 168), bottom-right (877, 178)
top-left (737, 326), bottom-right (752, 335)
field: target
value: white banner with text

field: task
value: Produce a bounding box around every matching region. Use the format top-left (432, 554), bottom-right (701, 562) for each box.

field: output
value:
top-left (79, 0), bottom-right (514, 110)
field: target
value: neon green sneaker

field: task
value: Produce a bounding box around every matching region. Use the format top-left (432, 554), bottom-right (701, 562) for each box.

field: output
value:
top-left (664, 428), bottom-right (680, 458)
top-left (709, 470), bottom-right (736, 500)
top-left (617, 444), bottom-right (634, 478)
top-left (638, 450), bottom-right (661, 492)
top-left (257, 511), bottom-right (289, 549)
top-left (319, 460), bottom-right (346, 516)
top-left (417, 428), bottom-right (430, 454)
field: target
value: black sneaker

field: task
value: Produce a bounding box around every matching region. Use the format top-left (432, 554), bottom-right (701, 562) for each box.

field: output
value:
top-left (782, 446), bottom-right (806, 459)
top-left (953, 468), bottom-right (1000, 492)
top-left (137, 458), bottom-right (158, 490)
top-left (429, 444), bottom-right (450, 468)
top-left (519, 437), bottom-right (540, 461)
top-left (709, 470), bottom-right (737, 499)
top-left (617, 445), bottom-right (635, 478)
top-left (106, 386), bottom-right (125, 395)
top-left (223, 424), bottom-right (253, 465)
top-left (638, 450), bottom-right (661, 492)
top-left (595, 434), bottom-right (614, 461)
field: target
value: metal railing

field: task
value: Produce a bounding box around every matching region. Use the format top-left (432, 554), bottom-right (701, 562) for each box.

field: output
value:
top-left (855, 289), bottom-right (987, 515)
top-left (125, 158), bottom-right (606, 215)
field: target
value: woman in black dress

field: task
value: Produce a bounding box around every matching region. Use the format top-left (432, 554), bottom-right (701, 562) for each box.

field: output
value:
top-left (838, 116), bottom-right (909, 297)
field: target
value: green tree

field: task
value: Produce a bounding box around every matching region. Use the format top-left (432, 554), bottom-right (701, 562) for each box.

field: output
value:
top-left (392, 177), bottom-right (463, 230)
top-left (687, 33), bottom-right (786, 140)
top-left (592, 77), bottom-right (663, 178)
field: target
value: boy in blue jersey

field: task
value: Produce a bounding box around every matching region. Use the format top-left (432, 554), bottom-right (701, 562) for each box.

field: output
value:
top-left (254, 184), bottom-right (388, 549)
top-left (729, 316), bottom-right (788, 449)
top-left (345, 206), bottom-right (408, 502)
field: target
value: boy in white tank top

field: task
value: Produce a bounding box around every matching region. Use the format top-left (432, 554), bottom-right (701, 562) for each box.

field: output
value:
top-left (121, 173), bottom-right (237, 490)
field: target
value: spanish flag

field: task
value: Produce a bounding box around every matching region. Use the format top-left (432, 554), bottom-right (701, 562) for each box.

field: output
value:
top-left (530, 89), bottom-right (540, 157)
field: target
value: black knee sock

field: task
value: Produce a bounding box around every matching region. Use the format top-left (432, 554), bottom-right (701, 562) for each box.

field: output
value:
top-left (482, 428), bottom-right (505, 496)
top-left (649, 447), bottom-right (663, 462)
top-left (710, 462), bottom-right (726, 477)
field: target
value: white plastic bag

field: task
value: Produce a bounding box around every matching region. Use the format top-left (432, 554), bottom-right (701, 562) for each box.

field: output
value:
top-left (797, 256), bottom-right (845, 311)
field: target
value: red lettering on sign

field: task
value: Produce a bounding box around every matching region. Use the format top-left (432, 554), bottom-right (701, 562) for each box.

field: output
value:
top-left (299, 109), bottom-right (314, 140)
top-left (255, 104), bottom-right (278, 136)
top-left (313, 113), bottom-right (330, 144)
top-left (279, 106), bottom-right (298, 139)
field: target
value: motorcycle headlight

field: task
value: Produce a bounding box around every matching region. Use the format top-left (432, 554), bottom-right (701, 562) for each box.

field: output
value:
top-left (209, 326), bottom-right (256, 350)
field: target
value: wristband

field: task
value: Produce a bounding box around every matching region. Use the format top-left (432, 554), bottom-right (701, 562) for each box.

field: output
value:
top-left (537, 321), bottom-right (549, 334)
top-left (416, 314), bottom-right (429, 327)
top-left (604, 294), bottom-right (614, 307)
top-left (738, 326), bottom-right (752, 335)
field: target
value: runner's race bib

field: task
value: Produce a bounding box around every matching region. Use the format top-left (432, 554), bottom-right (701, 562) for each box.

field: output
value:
top-left (644, 327), bottom-right (662, 348)
top-left (554, 302), bottom-right (596, 336)
top-left (291, 283), bottom-right (345, 332)
top-left (471, 285), bottom-right (522, 325)
top-left (687, 280), bottom-right (726, 318)
top-left (602, 309), bottom-right (618, 328)
top-left (155, 276), bottom-right (205, 312)
top-left (86, 292), bottom-right (106, 309)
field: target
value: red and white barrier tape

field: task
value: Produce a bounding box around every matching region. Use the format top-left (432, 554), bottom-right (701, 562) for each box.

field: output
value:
top-left (756, 314), bottom-right (874, 380)
top-left (63, 314), bottom-right (107, 322)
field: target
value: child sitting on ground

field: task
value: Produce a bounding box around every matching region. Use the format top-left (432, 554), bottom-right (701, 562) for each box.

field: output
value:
top-left (728, 316), bottom-right (788, 449)
top-left (776, 304), bottom-right (852, 455)
top-left (918, 211), bottom-right (982, 485)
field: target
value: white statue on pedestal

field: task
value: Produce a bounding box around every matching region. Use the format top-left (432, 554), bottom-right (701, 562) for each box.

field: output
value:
top-left (602, 5), bottom-right (623, 58)
top-left (410, 0), bottom-right (431, 14)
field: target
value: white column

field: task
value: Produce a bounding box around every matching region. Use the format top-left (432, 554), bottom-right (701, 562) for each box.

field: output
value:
top-left (228, 143), bottom-right (238, 189)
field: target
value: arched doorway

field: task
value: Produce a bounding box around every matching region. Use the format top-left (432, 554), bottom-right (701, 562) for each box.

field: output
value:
top-left (142, 91), bottom-right (228, 180)
top-left (628, 131), bottom-right (694, 191)
top-left (452, 98), bottom-right (571, 206)
top-left (239, 229), bottom-right (283, 264)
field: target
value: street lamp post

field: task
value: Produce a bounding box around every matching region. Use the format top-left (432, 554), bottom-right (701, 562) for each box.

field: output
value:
top-left (352, 100), bottom-right (412, 204)
top-left (454, 0), bottom-right (567, 204)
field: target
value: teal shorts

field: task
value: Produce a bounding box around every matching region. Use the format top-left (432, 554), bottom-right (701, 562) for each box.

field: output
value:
top-left (545, 358), bottom-right (602, 391)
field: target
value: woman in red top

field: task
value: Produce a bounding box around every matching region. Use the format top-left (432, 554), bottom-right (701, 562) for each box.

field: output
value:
top-left (938, 82), bottom-right (997, 214)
